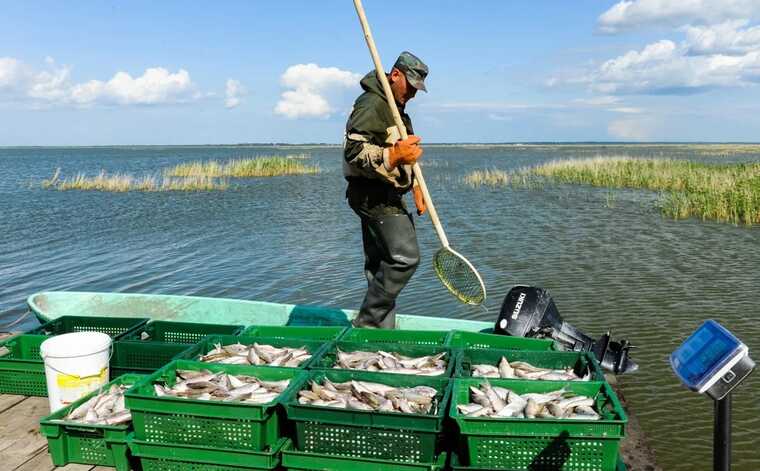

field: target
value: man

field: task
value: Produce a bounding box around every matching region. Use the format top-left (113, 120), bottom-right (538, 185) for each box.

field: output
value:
top-left (343, 51), bottom-right (429, 329)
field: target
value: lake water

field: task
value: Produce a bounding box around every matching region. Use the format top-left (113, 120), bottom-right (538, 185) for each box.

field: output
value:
top-left (1, 144), bottom-right (758, 470)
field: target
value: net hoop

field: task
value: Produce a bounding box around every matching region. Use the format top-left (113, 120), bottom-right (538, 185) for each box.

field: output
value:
top-left (433, 246), bottom-right (487, 305)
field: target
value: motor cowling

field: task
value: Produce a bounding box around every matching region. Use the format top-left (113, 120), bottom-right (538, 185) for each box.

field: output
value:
top-left (495, 285), bottom-right (638, 375)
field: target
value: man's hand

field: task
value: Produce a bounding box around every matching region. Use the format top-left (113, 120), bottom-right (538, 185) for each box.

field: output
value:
top-left (413, 185), bottom-right (426, 216)
top-left (387, 135), bottom-right (423, 169)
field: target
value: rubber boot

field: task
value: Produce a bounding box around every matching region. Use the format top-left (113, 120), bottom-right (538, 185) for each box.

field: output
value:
top-left (352, 213), bottom-right (420, 329)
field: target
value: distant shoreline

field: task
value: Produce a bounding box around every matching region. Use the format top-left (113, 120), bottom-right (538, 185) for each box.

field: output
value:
top-left (2, 142), bottom-right (760, 149)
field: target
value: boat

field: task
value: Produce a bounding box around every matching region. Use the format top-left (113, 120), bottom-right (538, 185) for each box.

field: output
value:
top-left (28, 290), bottom-right (494, 332)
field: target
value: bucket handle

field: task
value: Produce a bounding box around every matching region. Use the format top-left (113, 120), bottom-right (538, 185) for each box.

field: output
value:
top-left (42, 344), bottom-right (114, 380)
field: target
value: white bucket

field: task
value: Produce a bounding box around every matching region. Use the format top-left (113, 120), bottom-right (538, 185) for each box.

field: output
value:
top-left (40, 331), bottom-right (112, 412)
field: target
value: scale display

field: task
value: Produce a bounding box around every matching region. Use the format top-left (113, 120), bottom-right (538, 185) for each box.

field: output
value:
top-left (670, 320), bottom-right (745, 392)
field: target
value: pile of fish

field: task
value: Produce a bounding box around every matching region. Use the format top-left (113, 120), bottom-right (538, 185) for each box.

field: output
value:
top-left (471, 356), bottom-right (590, 381)
top-left (199, 342), bottom-right (311, 368)
top-left (333, 349), bottom-right (447, 376)
top-left (61, 384), bottom-right (132, 425)
top-left (298, 378), bottom-right (439, 415)
top-left (457, 382), bottom-right (601, 420)
top-left (153, 369), bottom-right (289, 404)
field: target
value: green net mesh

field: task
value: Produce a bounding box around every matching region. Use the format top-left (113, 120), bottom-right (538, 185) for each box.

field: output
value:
top-left (433, 247), bottom-right (486, 305)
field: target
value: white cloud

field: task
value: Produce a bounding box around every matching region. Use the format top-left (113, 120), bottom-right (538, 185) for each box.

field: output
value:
top-left (224, 79), bottom-right (247, 109)
top-left (430, 102), bottom-right (565, 111)
top-left (608, 106), bottom-right (644, 113)
top-left (598, 0), bottom-right (760, 33)
top-left (573, 96), bottom-right (622, 106)
top-left (0, 57), bottom-right (202, 107)
top-left (608, 117), bottom-right (654, 139)
top-left (274, 63), bottom-right (361, 119)
top-left (684, 20), bottom-right (760, 55)
top-left (577, 33), bottom-right (760, 94)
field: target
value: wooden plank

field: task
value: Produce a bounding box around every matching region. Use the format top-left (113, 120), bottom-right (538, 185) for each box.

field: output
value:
top-left (0, 395), bottom-right (27, 414)
top-left (13, 448), bottom-right (94, 471)
top-left (0, 397), bottom-right (51, 470)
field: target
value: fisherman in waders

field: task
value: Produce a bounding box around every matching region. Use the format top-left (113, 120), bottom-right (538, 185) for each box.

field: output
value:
top-left (344, 51), bottom-right (428, 329)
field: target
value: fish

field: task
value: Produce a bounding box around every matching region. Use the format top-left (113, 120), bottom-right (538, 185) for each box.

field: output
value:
top-left (199, 342), bottom-right (311, 367)
top-left (456, 383), bottom-right (601, 420)
top-left (332, 349), bottom-right (447, 376)
top-left (61, 384), bottom-right (132, 425)
top-left (154, 370), bottom-right (288, 404)
top-left (297, 378), bottom-right (439, 415)
top-left (471, 357), bottom-right (589, 381)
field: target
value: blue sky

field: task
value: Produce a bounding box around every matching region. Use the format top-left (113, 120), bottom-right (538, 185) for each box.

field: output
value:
top-left (2, 0), bottom-right (760, 145)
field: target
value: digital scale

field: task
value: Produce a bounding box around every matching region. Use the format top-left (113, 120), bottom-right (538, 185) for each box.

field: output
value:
top-left (671, 320), bottom-right (755, 471)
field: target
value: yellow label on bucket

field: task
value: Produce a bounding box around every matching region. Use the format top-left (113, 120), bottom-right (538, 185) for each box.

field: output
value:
top-left (57, 367), bottom-right (108, 388)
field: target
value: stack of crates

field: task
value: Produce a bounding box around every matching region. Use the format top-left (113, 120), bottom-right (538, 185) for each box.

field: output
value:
top-left (280, 327), bottom-right (454, 471)
top-left (0, 316), bottom-right (149, 396)
top-left (447, 331), bottom-right (628, 471)
top-left (124, 358), bottom-right (308, 470)
top-left (110, 320), bottom-right (245, 378)
top-left (38, 374), bottom-right (145, 470)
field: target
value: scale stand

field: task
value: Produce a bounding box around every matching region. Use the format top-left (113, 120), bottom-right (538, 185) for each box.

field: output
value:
top-left (715, 395), bottom-right (731, 471)
top-left (670, 320), bottom-right (755, 471)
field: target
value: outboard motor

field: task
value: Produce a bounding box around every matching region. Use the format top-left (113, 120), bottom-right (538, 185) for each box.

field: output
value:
top-left (494, 285), bottom-right (638, 375)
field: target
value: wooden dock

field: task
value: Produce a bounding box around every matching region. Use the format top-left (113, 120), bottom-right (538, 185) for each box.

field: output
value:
top-left (0, 393), bottom-right (113, 471)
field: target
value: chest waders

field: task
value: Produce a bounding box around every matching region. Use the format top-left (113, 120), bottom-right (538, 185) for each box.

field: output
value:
top-left (348, 182), bottom-right (420, 328)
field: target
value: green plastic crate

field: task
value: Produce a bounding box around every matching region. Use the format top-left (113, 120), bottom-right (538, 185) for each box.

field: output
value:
top-left (39, 373), bottom-right (144, 471)
top-left (449, 452), bottom-right (627, 470)
top-left (339, 328), bottom-right (449, 347)
top-left (130, 437), bottom-right (287, 470)
top-left (28, 315), bottom-right (150, 339)
top-left (110, 341), bottom-right (192, 379)
top-left (125, 359), bottom-right (307, 451)
top-left (282, 440), bottom-right (447, 471)
top-left (283, 369), bottom-right (451, 463)
top-left (176, 334), bottom-right (330, 369)
top-left (242, 325), bottom-right (347, 342)
top-left (311, 340), bottom-right (455, 377)
top-left (445, 330), bottom-right (555, 351)
top-left (456, 349), bottom-right (605, 381)
top-left (0, 334), bottom-right (47, 396)
top-left (120, 321), bottom-right (245, 344)
top-left (450, 378), bottom-right (627, 470)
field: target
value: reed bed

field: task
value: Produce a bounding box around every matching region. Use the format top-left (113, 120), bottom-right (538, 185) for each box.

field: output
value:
top-left (165, 155), bottom-right (320, 178)
top-left (41, 168), bottom-right (228, 192)
top-left (465, 156), bottom-right (760, 225)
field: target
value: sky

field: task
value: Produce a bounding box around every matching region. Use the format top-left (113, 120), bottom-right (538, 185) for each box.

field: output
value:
top-left (3, 0), bottom-right (760, 145)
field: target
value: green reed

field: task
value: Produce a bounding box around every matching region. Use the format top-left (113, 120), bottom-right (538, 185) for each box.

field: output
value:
top-left (465, 156), bottom-right (760, 225)
top-left (41, 168), bottom-right (229, 192)
top-left (165, 155), bottom-right (320, 178)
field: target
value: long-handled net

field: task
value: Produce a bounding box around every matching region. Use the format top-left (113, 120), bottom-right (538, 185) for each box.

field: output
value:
top-left (433, 247), bottom-right (486, 305)
top-left (353, 0), bottom-right (486, 305)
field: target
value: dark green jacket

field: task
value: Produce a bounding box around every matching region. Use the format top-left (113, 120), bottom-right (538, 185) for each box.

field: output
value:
top-left (343, 72), bottom-right (415, 192)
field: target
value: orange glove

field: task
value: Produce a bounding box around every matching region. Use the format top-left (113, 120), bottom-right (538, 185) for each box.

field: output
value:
top-left (413, 185), bottom-right (426, 216)
top-left (387, 135), bottom-right (423, 169)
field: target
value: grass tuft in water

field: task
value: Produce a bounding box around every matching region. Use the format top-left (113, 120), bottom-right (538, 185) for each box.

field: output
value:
top-left (165, 155), bottom-right (320, 178)
top-left (41, 168), bottom-right (229, 192)
top-left (465, 156), bottom-right (760, 225)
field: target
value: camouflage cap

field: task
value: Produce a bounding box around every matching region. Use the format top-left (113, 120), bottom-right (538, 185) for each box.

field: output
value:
top-left (393, 51), bottom-right (428, 92)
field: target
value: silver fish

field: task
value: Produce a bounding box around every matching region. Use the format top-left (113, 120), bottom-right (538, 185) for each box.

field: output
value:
top-left (333, 349), bottom-right (447, 376)
top-left (458, 383), bottom-right (601, 421)
top-left (63, 384), bottom-right (132, 426)
top-left (298, 379), bottom-right (439, 415)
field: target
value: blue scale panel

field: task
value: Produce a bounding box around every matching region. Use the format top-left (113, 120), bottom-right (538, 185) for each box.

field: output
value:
top-left (670, 320), bottom-right (743, 391)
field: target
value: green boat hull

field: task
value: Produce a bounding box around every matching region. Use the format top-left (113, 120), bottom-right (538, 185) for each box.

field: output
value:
top-left (27, 291), bottom-right (493, 332)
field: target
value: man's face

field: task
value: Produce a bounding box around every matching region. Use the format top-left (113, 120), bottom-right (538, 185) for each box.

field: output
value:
top-left (389, 68), bottom-right (417, 105)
